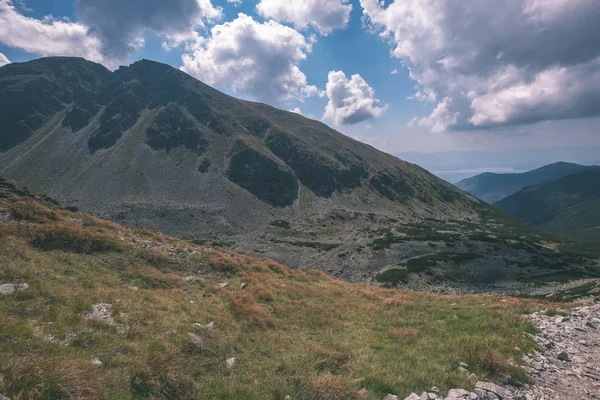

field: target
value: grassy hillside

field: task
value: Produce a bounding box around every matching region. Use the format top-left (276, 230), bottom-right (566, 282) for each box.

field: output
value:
top-left (456, 162), bottom-right (600, 203)
top-left (0, 193), bottom-right (557, 399)
top-left (495, 171), bottom-right (600, 242)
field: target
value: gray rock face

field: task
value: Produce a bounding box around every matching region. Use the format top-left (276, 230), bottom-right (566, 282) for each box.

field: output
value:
top-left (226, 138), bottom-right (298, 207)
top-left (4, 57), bottom-right (588, 290)
top-left (0, 283), bottom-right (28, 295)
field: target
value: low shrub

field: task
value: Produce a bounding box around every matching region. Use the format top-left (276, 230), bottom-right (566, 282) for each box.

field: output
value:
top-left (30, 226), bottom-right (122, 253)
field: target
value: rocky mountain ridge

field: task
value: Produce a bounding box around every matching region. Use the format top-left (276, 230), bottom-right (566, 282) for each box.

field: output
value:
top-left (0, 57), bottom-right (597, 287)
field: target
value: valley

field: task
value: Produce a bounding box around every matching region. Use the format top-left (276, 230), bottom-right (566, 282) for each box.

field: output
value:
top-left (1, 58), bottom-right (597, 293)
top-left (1, 57), bottom-right (600, 400)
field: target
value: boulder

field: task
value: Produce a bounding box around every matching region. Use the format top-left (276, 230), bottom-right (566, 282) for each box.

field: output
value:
top-left (475, 382), bottom-right (507, 399)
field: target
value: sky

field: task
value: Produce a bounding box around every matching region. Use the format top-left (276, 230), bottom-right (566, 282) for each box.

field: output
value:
top-left (1, 0), bottom-right (600, 157)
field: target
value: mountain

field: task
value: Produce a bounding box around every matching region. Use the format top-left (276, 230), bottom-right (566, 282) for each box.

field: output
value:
top-left (0, 57), bottom-right (597, 287)
top-left (495, 171), bottom-right (600, 242)
top-left (5, 183), bottom-right (593, 399)
top-left (456, 162), bottom-right (600, 203)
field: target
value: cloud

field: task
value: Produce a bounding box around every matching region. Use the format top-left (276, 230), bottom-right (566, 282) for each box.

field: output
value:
top-left (390, 69), bottom-right (398, 75)
top-left (75, 0), bottom-right (221, 59)
top-left (360, 0), bottom-right (600, 131)
top-left (289, 107), bottom-right (303, 115)
top-left (323, 70), bottom-right (386, 125)
top-left (0, 52), bottom-right (10, 66)
top-left (181, 14), bottom-right (318, 103)
top-left (256, 0), bottom-right (351, 35)
top-left (0, 0), bottom-right (105, 63)
top-left (228, 0), bottom-right (243, 6)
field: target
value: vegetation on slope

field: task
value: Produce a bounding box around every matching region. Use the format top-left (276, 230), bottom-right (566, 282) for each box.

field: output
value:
top-left (0, 195), bottom-right (555, 399)
top-left (495, 171), bottom-right (600, 242)
top-left (456, 162), bottom-right (600, 203)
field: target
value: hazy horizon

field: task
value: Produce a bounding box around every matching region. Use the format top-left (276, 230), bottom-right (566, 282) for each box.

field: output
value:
top-left (397, 146), bottom-right (600, 183)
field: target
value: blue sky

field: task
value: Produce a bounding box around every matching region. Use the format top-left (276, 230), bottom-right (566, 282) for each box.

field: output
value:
top-left (1, 0), bottom-right (600, 157)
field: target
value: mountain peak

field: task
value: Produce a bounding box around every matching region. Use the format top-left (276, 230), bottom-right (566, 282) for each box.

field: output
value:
top-left (2, 56), bottom-right (584, 284)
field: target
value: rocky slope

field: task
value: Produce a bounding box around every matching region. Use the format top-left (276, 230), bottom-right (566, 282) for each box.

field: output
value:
top-left (456, 162), bottom-right (600, 204)
top-left (495, 171), bottom-right (600, 242)
top-left (0, 57), bottom-right (597, 287)
top-left (2, 188), bottom-right (597, 400)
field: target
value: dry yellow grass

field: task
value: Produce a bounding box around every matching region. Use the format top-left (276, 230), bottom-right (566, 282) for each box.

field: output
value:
top-left (0, 197), bottom-right (553, 399)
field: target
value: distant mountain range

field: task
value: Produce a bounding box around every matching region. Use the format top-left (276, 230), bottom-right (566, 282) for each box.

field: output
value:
top-left (0, 57), bottom-right (595, 287)
top-left (455, 162), bottom-right (600, 203)
top-left (496, 171), bottom-right (600, 242)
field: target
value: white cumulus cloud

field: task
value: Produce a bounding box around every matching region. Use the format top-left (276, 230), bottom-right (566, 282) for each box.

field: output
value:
top-left (181, 13), bottom-right (318, 104)
top-left (256, 0), bottom-right (352, 35)
top-left (75, 0), bottom-right (221, 59)
top-left (0, 0), bottom-right (105, 64)
top-left (0, 52), bottom-right (10, 66)
top-left (324, 70), bottom-right (386, 125)
top-left (361, 0), bottom-right (600, 131)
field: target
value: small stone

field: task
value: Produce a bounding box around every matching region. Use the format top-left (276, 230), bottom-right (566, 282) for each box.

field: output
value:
top-left (207, 321), bottom-right (215, 328)
top-left (557, 351), bottom-right (570, 362)
top-left (0, 394), bottom-right (10, 400)
top-left (192, 323), bottom-right (203, 328)
top-left (91, 357), bottom-right (102, 367)
top-left (225, 357), bottom-right (236, 368)
top-left (467, 373), bottom-right (478, 385)
top-left (284, 396), bottom-right (291, 400)
top-left (0, 283), bottom-right (29, 295)
top-left (188, 333), bottom-right (203, 344)
top-left (184, 276), bottom-right (204, 283)
top-left (241, 282), bottom-right (248, 289)
top-left (215, 282), bottom-right (229, 288)
top-left (404, 393), bottom-right (420, 400)
top-left (459, 362), bottom-right (470, 369)
top-left (382, 395), bottom-right (399, 400)
top-left (128, 286), bottom-right (139, 291)
top-left (430, 386), bottom-right (440, 393)
top-left (458, 366), bottom-right (470, 374)
top-left (585, 321), bottom-right (597, 329)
